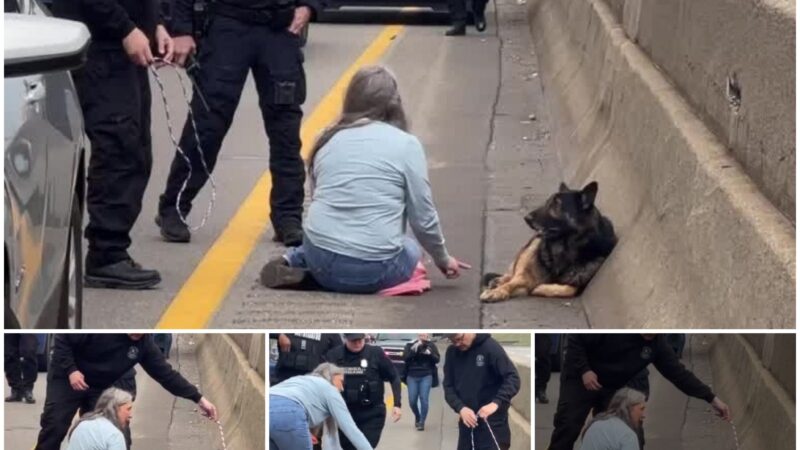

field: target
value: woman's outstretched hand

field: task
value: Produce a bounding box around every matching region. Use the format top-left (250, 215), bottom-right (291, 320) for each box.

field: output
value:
top-left (439, 257), bottom-right (471, 279)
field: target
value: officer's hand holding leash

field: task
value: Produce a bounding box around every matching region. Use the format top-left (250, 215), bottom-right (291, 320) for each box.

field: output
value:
top-left (173, 36), bottom-right (197, 67)
top-left (459, 407), bottom-right (479, 428)
top-left (477, 402), bottom-right (499, 419)
top-left (123, 28), bottom-right (155, 67)
top-left (198, 396), bottom-right (219, 421)
top-left (278, 334), bottom-right (292, 352)
top-left (68, 370), bottom-right (90, 391)
top-left (711, 397), bottom-right (732, 421)
top-left (288, 6), bottom-right (312, 35)
top-left (155, 24), bottom-right (175, 64)
top-left (391, 406), bottom-right (402, 422)
top-left (581, 370), bottom-right (602, 391)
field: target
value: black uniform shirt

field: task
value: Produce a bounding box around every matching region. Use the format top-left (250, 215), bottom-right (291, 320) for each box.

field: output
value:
top-left (563, 334), bottom-right (715, 402)
top-left (52, 0), bottom-right (160, 46)
top-left (50, 334), bottom-right (202, 402)
top-left (171, 0), bottom-right (323, 36)
top-left (443, 334), bottom-right (521, 418)
top-left (326, 344), bottom-right (402, 408)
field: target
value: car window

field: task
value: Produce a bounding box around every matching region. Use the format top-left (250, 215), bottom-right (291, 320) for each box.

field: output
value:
top-left (376, 334), bottom-right (416, 341)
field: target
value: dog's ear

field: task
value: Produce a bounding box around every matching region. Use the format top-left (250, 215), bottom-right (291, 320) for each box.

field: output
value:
top-left (581, 181), bottom-right (598, 209)
top-left (558, 182), bottom-right (569, 192)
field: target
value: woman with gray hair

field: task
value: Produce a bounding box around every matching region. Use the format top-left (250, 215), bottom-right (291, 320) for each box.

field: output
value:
top-left (67, 388), bottom-right (133, 450)
top-left (270, 363), bottom-right (372, 450)
top-left (579, 388), bottom-right (647, 450)
top-left (261, 65), bottom-right (470, 294)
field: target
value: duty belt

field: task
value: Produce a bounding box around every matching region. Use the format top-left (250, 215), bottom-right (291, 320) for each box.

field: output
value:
top-left (209, 1), bottom-right (292, 26)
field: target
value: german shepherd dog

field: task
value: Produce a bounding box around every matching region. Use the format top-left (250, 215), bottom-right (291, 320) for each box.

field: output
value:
top-left (480, 181), bottom-right (617, 302)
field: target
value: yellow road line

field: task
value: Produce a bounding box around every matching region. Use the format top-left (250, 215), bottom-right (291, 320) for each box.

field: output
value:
top-left (157, 25), bottom-right (404, 329)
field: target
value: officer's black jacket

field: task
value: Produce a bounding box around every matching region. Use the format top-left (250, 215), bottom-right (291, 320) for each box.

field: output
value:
top-left (272, 333), bottom-right (342, 373)
top-left (443, 334), bottom-right (520, 417)
top-left (326, 344), bottom-right (402, 408)
top-left (52, 0), bottom-right (160, 46)
top-left (170, 0), bottom-right (323, 36)
top-left (50, 334), bottom-right (202, 402)
top-left (563, 334), bottom-right (715, 402)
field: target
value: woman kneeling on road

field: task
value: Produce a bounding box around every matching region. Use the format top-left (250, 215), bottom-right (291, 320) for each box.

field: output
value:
top-left (260, 65), bottom-right (469, 294)
top-left (270, 363), bottom-right (372, 450)
top-left (579, 388), bottom-right (646, 450)
top-left (67, 388), bottom-right (133, 450)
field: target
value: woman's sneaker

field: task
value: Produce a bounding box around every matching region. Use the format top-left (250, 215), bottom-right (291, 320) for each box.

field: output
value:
top-left (260, 257), bottom-right (314, 289)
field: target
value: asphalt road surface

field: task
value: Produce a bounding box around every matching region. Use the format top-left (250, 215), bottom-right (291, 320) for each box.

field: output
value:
top-left (534, 336), bottom-right (738, 450)
top-left (80, 0), bottom-right (589, 329)
top-left (4, 336), bottom-right (219, 450)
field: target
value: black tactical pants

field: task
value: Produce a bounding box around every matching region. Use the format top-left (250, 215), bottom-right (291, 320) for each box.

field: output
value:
top-left (340, 404), bottom-right (386, 450)
top-left (534, 335), bottom-right (552, 393)
top-left (36, 371), bottom-right (136, 450)
top-left (447, 0), bottom-right (489, 25)
top-left (457, 414), bottom-right (510, 450)
top-left (4, 334), bottom-right (38, 391)
top-left (160, 15), bottom-right (306, 233)
top-left (73, 47), bottom-right (153, 268)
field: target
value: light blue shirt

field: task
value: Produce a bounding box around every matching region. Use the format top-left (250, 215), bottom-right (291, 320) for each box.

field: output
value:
top-left (579, 417), bottom-right (639, 450)
top-left (67, 417), bottom-right (126, 450)
top-left (305, 121), bottom-right (451, 267)
top-left (270, 375), bottom-right (373, 450)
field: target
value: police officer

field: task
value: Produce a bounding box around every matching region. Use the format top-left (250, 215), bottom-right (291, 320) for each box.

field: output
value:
top-left (444, 333), bottom-right (520, 450)
top-left (548, 334), bottom-right (732, 450)
top-left (155, 0), bottom-right (319, 246)
top-left (272, 333), bottom-right (343, 384)
top-left (445, 0), bottom-right (488, 36)
top-left (534, 334), bottom-right (552, 404)
top-left (326, 334), bottom-right (402, 450)
top-left (35, 334), bottom-right (218, 450)
top-left (52, 0), bottom-right (173, 289)
top-left (4, 334), bottom-right (38, 404)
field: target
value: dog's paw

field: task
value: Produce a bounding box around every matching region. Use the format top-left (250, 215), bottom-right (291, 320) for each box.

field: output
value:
top-left (480, 289), bottom-right (510, 303)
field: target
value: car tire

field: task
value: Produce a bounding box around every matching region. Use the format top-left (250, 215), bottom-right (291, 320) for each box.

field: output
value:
top-left (57, 190), bottom-right (82, 329)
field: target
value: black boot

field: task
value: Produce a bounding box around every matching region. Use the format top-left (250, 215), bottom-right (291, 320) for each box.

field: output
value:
top-left (85, 259), bottom-right (161, 290)
top-left (155, 213), bottom-right (191, 243)
top-left (5, 389), bottom-right (21, 402)
top-left (22, 390), bottom-right (35, 404)
top-left (475, 11), bottom-right (486, 31)
top-left (535, 390), bottom-right (549, 404)
top-left (445, 23), bottom-right (466, 36)
top-left (273, 224), bottom-right (304, 247)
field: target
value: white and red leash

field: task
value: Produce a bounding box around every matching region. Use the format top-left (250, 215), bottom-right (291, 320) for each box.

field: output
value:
top-left (149, 58), bottom-right (217, 231)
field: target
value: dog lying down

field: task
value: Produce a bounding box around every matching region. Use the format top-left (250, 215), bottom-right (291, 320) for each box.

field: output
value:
top-left (480, 181), bottom-right (617, 303)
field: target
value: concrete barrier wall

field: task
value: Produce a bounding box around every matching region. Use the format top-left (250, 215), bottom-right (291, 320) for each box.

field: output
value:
top-left (527, 0), bottom-right (795, 327)
top-left (707, 334), bottom-right (795, 450)
top-left (194, 334), bottom-right (266, 450)
top-left (622, 0), bottom-right (796, 221)
top-left (508, 355), bottom-right (531, 450)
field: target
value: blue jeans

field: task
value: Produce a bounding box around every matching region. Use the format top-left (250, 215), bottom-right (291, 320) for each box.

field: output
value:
top-left (285, 236), bottom-right (422, 294)
top-left (407, 375), bottom-right (433, 424)
top-left (269, 395), bottom-right (311, 450)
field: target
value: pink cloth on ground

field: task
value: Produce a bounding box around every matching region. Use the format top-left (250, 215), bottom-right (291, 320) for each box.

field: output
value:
top-left (378, 262), bottom-right (431, 296)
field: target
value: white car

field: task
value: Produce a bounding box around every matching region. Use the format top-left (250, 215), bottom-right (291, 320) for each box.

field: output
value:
top-left (4, 3), bottom-right (90, 328)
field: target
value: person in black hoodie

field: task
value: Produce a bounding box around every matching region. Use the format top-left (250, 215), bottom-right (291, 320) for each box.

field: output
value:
top-left (401, 333), bottom-right (440, 431)
top-left (548, 334), bottom-right (732, 450)
top-left (444, 334), bottom-right (521, 450)
top-left (35, 334), bottom-right (218, 450)
top-left (51, 0), bottom-right (173, 289)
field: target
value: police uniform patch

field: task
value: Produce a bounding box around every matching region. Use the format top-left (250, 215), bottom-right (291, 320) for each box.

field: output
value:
top-left (640, 346), bottom-right (653, 360)
top-left (127, 346), bottom-right (139, 360)
top-left (476, 354), bottom-right (485, 367)
top-left (361, 358), bottom-right (368, 368)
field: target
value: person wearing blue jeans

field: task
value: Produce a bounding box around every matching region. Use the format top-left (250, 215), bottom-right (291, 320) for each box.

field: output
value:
top-left (259, 66), bottom-right (470, 294)
top-left (402, 334), bottom-right (441, 430)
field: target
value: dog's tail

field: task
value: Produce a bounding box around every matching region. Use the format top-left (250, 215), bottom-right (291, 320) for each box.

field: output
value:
top-left (481, 272), bottom-right (503, 288)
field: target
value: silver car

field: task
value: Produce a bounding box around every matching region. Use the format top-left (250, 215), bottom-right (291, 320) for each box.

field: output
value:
top-left (4, 4), bottom-right (90, 328)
